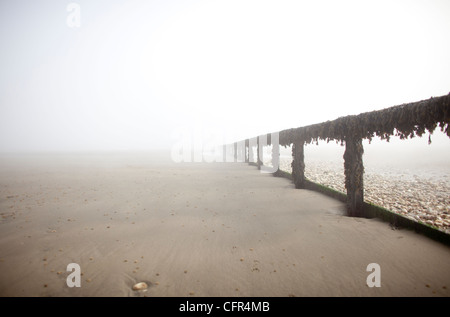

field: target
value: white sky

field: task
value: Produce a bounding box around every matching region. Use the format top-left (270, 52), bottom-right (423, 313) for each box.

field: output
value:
top-left (0, 0), bottom-right (449, 152)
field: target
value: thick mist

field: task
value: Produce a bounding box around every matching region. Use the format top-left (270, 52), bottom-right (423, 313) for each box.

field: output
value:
top-left (1, 0), bottom-right (450, 153)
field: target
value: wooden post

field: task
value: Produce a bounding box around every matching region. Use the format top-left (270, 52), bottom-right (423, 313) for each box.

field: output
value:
top-left (245, 139), bottom-right (249, 163)
top-left (248, 138), bottom-right (255, 164)
top-left (257, 136), bottom-right (262, 169)
top-left (291, 139), bottom-right (305, 189)
top-left (344, 137), bottom-right (364, 217)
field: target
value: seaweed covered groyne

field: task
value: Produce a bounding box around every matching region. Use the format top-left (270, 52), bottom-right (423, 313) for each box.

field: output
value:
top-left (226, 93), bottom-right (450, 242)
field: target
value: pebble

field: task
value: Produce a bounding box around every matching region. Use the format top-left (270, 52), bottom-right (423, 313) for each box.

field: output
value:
top-left (132, 282), bottom-right (148, 291)
top-left (279, 158), bottom-right (450, 234)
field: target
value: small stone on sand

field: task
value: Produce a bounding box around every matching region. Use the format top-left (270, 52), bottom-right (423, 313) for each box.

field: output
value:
top-left (132, 282), bottom-right (148, 291)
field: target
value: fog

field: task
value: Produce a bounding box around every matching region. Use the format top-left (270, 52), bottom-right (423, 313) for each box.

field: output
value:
top-left (301, 130), bottom-right (450, 170)
top-left (1, 0), bottom-right (450, 154)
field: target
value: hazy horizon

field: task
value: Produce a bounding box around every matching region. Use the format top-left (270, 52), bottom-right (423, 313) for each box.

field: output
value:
top-left (1, 0), bottom-right (449, 153)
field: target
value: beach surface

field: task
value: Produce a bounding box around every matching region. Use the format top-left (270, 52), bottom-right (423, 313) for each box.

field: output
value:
top-left (0, 152), bottom-right (449, 297)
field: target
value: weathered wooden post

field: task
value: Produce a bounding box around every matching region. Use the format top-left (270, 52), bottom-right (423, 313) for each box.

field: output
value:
top-left (257, 136), bottom-right (262, 169)
top-left (245, 139), bottom-right (249, 163)
top-left (291, 138), bottom-right (305, 189)
top-left (344, 137), bottom-right (364, 217)
top-left (248, 138), bottom-right (256, 164)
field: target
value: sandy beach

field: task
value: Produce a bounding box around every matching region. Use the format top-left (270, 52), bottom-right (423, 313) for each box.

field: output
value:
top-left (0, 151), bottom-right (449, 297)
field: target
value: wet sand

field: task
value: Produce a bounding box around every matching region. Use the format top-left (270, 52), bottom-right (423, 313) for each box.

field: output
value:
top-left (0, 152), bottom-right (449, 297)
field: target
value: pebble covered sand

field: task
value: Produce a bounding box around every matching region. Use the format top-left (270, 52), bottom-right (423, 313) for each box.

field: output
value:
top-left (275, 156), bottom-right (450, 234)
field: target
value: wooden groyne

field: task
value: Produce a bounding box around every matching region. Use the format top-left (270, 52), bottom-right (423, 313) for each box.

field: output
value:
top-left (226, 93), bottom-right (450, 243)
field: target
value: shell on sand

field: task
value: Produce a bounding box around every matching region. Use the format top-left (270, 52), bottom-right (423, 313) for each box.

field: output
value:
top-left (132, 282), bottom-right (148, 291)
